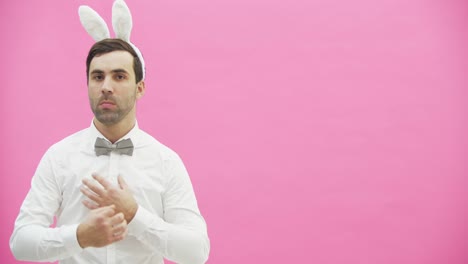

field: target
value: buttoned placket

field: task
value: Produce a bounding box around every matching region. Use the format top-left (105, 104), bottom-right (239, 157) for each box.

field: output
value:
top-left (106, 150), bottom-right (121, 264)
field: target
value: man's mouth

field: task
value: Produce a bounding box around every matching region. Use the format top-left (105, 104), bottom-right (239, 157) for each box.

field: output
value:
top-left (99, 100), bottom-right (116, 108)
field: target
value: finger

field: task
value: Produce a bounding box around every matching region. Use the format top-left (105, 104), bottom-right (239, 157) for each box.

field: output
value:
top-left (82, 199), bottom-right (99, 210)
top-left (112, 225), bottom-right (128, 242)
top-left (112, 220), bottom-right (128, 236)
top-left (92, 174), bottom-right (113, 189)
top-left (110, 212), bottom-right (125, 226)
top-left (80, 186), bottom-right (102, 203)
top-left (82, 178), bottom-right (105, 196)
top-left (98, 205), bottom-right (116, 217)
top-left (117, 175), bottom-right (128, 190)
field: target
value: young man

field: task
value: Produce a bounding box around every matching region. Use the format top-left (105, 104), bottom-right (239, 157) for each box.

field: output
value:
top-left (10, 39), bottom-right (210, 264)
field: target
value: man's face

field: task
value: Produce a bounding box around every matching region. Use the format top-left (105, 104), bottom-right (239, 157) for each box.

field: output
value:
top-left (88, 50), bottom-right (144, 126)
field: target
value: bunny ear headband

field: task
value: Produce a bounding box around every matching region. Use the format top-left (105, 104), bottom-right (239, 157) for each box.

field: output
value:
top-left (78, 0), bottom-right (145, 80)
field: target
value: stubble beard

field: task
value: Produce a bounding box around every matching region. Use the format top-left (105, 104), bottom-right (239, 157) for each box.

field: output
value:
top-left (90, 95), bottom-right (135, 126)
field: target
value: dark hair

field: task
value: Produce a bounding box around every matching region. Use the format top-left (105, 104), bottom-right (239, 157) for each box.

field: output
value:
top-left (86, 38), bottom-right (143, 83)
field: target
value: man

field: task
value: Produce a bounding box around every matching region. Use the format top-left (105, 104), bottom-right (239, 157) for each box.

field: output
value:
top-left (10, 38), bottom-right (210, 263)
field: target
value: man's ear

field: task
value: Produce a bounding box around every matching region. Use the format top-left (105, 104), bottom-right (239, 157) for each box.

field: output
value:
top-left (136, 81), bottom-right (145, 99)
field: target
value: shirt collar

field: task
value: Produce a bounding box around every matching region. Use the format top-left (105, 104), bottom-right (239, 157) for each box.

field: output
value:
top-left (80, 120), bottom-right (141, 154)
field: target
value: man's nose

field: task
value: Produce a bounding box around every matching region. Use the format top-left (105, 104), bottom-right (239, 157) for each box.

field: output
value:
top-left (101, 77), bottom-right (113, 94)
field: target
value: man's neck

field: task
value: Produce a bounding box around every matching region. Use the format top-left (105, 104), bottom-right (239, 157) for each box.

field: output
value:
top-left (93, 118), bottom-right (136, 144)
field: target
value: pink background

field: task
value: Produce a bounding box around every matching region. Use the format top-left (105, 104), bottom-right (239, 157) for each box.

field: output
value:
top-left (1, 0), bottom-right (467, 263)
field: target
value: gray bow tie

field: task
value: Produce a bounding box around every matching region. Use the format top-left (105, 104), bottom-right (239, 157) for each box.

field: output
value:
top-left (94, 138), bottom-right (134, 156)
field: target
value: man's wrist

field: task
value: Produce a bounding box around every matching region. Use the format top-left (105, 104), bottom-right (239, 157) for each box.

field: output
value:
top-left (126, 203), bottom-right (138, 223)
top-left (76, 223), bottom-right (89, 249)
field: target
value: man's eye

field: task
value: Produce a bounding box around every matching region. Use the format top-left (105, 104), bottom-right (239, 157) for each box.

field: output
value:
top-left (116, 75), bottom-right (125, 80)
top-left (93, 75), bottom-right (103, 81)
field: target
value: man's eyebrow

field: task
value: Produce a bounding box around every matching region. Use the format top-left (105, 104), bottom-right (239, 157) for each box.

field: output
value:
top-left (90, 69), bottom-right (104, 75)
top-left (90, 69), bottom-right (129, 74)
top-left (111, 69), bottom-right (129, 74)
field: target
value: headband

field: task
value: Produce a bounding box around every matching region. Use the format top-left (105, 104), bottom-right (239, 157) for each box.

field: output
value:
top-left (78, 0), bottom-right (146, 80)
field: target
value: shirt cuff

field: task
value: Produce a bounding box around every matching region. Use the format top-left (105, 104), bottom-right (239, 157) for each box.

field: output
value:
top-left (127, 205), bottom-right (165, 237)
top-left (61, 224), bottom-right (83, 255)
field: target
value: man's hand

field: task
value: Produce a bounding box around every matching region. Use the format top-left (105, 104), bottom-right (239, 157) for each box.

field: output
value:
top-left (76, 205), bottom-right (127, 248)
top-left (81, 174), bottom-right (138, 223)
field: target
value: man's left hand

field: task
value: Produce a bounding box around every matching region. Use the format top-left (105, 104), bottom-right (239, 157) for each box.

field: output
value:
top-left (81, 174), bottom-right (138, 223)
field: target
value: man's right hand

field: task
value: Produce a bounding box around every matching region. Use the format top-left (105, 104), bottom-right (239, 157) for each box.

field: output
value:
top-left (76, 205), bottom-right (128, 248)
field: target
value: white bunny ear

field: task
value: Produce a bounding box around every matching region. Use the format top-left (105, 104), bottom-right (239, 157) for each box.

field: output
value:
top-left (79, 6), bottom-right (110, 41)
top-left (128, 42), bottom-right (146, 80)
top-left (78, 0), bottom-right (146, 81)
top-left (112, 0), bottom-right (132, 42)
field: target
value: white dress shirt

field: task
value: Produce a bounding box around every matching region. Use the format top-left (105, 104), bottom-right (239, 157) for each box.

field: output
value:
top-left (10, 122), bottom-right (210, 264)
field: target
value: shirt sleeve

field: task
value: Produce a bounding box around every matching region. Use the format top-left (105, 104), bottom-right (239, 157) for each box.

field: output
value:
top-left (9, 148), bottom-right (83, 261)
top-left (127, 156), bottom-right (210, 264)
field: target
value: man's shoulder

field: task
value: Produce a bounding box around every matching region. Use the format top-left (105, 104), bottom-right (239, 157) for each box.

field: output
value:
top-left (48, 127), bottom-right (91, 153)
top-left (137, 129), bottom-right (181, 161)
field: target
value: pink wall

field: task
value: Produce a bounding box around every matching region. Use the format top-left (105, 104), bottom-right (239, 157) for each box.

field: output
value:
top-left (1, 0), bottom-right (467, 263)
